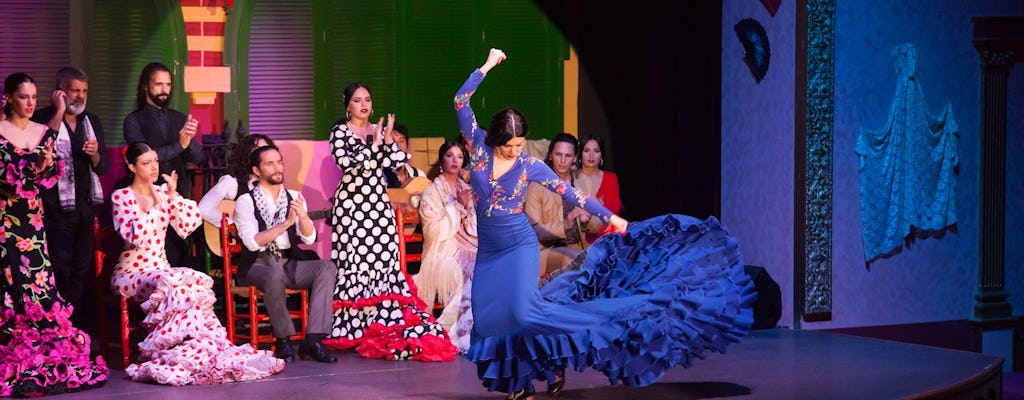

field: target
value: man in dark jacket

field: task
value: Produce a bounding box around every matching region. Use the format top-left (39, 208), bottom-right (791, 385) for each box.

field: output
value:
top-left (31, 66), bottom-right (109, 330)
top-left (123, 62), bottom-right (202, 268)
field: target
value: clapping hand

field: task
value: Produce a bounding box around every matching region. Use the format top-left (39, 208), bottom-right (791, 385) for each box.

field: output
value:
top-left (161, 170), bottom-right (178, 197)
top-left (375, 113), bottom-right (396, 146)
top-left (179, 114), bottom-right (199, 148)
top-left (287, 193), bottom-right (307, 226)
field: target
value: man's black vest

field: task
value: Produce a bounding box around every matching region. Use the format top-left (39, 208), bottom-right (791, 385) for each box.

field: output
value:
top-left (235, 187), bottom-right (318, 278)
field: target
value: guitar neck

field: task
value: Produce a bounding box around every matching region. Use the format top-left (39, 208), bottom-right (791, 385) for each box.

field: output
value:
top-left (308, 209), bottom-right (331, 221)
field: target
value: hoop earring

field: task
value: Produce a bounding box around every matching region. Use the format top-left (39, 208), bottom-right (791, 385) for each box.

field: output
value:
top-left (346, 111), bottom-right (351, 120)
top-left (599, 158), bottom-right (604, 167)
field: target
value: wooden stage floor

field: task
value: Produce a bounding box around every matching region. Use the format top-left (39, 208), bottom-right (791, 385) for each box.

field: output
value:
top-left (58, 328), bottom-right (1002, 399)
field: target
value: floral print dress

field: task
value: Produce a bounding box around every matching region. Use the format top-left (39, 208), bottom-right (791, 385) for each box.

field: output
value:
top-left (0, 127), bottom-right (108, 397)
top-left (110, 185), bottom-right (284, 385)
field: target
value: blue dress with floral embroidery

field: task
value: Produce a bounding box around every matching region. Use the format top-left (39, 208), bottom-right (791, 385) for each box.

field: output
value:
top-left (456, 70), bottom-right (755, 394)
top-left (0, 126), bottom-right (108, 397)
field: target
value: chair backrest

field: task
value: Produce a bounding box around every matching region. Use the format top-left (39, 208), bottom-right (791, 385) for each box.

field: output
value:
top-left (92, 218), bottom-right (121, 279)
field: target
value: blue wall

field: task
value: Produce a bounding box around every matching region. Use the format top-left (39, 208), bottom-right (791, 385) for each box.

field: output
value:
top-left (723, 0), bottom-right (1024, 329)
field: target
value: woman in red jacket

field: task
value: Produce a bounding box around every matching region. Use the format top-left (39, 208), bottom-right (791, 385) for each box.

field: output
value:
top-left (574, 134), bottom-right (622, 243)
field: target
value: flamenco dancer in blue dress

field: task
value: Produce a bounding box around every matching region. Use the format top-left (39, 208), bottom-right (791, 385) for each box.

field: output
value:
top-left (455, 49), bottom-right (756, 400)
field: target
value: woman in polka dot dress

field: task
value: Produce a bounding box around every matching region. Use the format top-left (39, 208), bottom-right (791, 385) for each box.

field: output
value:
top-left (110, 142), bottom-right (284, 385)
top-left (323, 83), bottom-right (455, 361)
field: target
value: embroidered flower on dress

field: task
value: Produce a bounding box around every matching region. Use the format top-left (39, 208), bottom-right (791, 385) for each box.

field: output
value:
top-left (15, 237), bottom-right (33, 252)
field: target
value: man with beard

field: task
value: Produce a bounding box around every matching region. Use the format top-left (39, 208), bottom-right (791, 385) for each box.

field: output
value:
top-left (233, 145), bottom-right (338, 364)
top-left (31, 66), bottom-right (110, 334)
top-left (124, 62), bottom-right (201, 268)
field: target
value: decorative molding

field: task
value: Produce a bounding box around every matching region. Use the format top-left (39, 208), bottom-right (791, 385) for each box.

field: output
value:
top-left (803, 0), bottom-right (835, 318)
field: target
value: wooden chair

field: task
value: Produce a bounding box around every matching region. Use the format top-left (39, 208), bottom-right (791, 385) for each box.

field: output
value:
top-left (92, 218), bottom-right (135, 368)
top-left (394, 203), bottom-right (423, 277)
top-left (220, 213), bottom-right (309, 348)
top-left (395, 203), bottom-right (447, 317)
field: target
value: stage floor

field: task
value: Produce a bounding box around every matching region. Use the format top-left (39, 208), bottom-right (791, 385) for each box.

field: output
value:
top-left (60, 328), bottom-right (1001, 399)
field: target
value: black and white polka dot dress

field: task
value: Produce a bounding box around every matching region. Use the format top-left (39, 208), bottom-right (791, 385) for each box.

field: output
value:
top-left (323, 122), bottom-right (456, 361)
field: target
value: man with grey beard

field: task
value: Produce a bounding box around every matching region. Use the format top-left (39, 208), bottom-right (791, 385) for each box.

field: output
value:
top-left (31, 66), bottom-right (110, 337)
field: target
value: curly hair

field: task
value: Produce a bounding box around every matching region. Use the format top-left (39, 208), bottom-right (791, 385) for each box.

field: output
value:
top-left (227, 134), bottom-right (275, 180)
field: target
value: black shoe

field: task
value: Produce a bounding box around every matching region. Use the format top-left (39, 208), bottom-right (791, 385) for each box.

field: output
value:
top-left (299, 341), bottom-right (338, 363)
top-left (548, 374), bottom-right (565, 397)
top-left (274, 338), bottom-right (296, 363)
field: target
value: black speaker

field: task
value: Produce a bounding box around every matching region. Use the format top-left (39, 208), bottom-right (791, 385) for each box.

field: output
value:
top-left (745, 265), bottom-right (782, 329)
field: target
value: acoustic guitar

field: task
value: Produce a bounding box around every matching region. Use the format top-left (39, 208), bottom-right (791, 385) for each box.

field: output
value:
top-left (204, 199), bottom-right (332, 257)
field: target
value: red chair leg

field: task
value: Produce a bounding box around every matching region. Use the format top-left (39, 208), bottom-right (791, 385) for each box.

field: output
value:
top-left (120, 295), bottom-right (130, 367)
top-left (249, 287), bottom-right (259, 349)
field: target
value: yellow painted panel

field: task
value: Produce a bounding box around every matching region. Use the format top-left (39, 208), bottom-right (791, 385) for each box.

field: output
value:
top-left (182, 6), bottom-right (226, 22)
top-left (186, 35), bottom-right (224, 52)
top-left (184, 66), bottom-right (231, 93)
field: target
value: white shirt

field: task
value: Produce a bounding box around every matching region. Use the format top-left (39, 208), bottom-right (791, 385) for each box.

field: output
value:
top-left (199, 174), bottom-right (257, 227)
top-left (233, 186), bottom-right (316, 252)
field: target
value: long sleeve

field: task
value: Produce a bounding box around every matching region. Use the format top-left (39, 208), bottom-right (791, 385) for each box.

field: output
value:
top-left (111, 189), bottom-right (151, 248)
top-left (377, 141), bottom-right (411, 170)
top-left (124, 112), bottom-right (188, 166)
top-left (329, 123), bottom-right (376, 174)
top-left (198, 174), bottom-right (239, 227)
top-left (454, 69), bottom-right (488, 149)
top-left (233, 189), bottom-right (313, 252)
top-left (233, 193), bottom-right (263, 252)
top-left (183, 134), bottom-right (203, 163)
top-left (163, 185), bottom-right (201, 239)
top-left (527, 160), bottom-right (612, 224)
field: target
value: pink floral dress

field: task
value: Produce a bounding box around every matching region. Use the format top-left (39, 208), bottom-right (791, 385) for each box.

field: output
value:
top-left (0, 126), bottom-right (108, 397)
top-left (110, 184), bottom-right (284, 385)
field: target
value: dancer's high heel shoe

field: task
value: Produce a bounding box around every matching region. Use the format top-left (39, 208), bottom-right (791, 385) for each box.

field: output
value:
top-left (505, 388), bottom-right (535, 400)
top-left (548, 374), bottom-right (566, 397)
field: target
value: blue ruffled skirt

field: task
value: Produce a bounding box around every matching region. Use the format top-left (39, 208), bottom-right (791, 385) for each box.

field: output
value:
top-left (468, 213), bottom-right (755, 393)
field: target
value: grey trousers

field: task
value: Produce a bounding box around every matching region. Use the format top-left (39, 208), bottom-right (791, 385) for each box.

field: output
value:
top-left (236, 258), bottom-right (337, 339)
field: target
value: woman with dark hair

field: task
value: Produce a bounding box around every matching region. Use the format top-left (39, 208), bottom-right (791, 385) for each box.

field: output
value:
top-left (0, 73), bottom-right (108, 397)
top-left (414, 139), bottom-right (477, 353)
top-left (198, 134), bottom-right (275, 227)
top-left (110, 142), bottom-right (284, 385)
top-left (574, 134), bottom-right (622, 243)
top-left (324, 83), bottom-right (454, 361)
top-left (455, 49), bottom-right (754, 400)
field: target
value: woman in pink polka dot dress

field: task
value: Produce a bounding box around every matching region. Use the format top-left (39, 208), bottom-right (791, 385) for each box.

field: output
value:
top-left (109, 142), bottom-right (284, 385)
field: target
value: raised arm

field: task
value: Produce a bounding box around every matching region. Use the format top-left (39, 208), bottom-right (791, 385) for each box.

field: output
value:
top-left (454, 48), bottom-right (507, 149)
top-left (329, 122), bottom-right (376, 174)
top-left (161, 184), bottom-right (202, 239)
